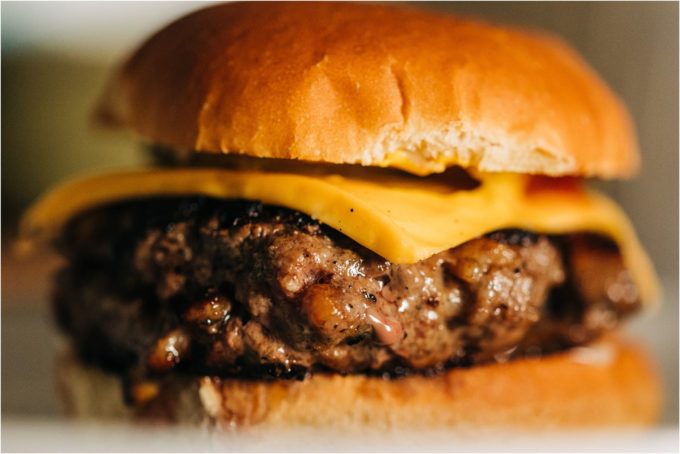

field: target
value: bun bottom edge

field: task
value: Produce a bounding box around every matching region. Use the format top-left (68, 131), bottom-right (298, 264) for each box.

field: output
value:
top-left (56, 335), bottom-right (661, 430)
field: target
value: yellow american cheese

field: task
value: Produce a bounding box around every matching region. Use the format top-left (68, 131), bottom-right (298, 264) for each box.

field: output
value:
top-left (19, 168), bottom-right (658, 303)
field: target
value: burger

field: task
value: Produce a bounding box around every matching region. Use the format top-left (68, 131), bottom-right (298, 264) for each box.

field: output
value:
top-left (20, 2), bottom-right (661, 429)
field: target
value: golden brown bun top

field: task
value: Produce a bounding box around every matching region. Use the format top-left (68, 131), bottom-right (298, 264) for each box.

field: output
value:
top-left (99, 2), bottom-right (639, 178)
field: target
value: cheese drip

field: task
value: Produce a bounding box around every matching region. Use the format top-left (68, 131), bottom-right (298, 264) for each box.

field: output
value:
top-left (19, 168), bottom-right (658, 303)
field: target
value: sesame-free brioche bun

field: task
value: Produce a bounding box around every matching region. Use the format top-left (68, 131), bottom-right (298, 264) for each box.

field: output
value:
top-left (59, 337), bottom-right (660, 429)
top-left (98, 2), bottom-right (639, 178)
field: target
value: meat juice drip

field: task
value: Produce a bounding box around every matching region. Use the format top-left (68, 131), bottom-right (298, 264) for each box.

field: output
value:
top-left (365, 307), bottom-right (404, 345)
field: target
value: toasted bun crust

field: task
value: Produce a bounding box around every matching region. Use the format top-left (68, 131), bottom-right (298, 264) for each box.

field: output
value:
top-left (59, 337), bottom-right (659, 429)
top-left (98, 2), bottom-right (638, 178)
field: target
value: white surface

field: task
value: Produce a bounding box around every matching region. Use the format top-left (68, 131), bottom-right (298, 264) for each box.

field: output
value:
top-left (2, 420), bottom-right (678, 453)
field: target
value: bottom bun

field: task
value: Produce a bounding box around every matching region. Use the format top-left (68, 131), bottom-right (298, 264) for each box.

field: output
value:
top-left (57, 337), bottom-right (660, 429)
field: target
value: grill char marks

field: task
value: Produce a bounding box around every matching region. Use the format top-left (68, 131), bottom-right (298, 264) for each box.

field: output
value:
top-left (54, 198), bottom-right (640, 380)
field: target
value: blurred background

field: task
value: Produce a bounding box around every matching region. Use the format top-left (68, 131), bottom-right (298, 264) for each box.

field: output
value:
top-left (2, 1), bottom-right (678, 449)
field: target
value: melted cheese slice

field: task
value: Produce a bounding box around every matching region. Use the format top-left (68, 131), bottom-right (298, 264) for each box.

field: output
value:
top-left (19, 168), bottom-right (658, 303)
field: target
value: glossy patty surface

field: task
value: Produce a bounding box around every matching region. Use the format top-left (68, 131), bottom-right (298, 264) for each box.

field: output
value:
top-left (55, 198), bottom-right (641, 382)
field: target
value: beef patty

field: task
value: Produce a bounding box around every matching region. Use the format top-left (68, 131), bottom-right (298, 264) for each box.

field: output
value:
top-left (54, 197), bottom-right (641, 382)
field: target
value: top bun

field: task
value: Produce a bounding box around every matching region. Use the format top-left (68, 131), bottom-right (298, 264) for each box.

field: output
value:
top-left (98, 2), bottom-right (639, 178)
